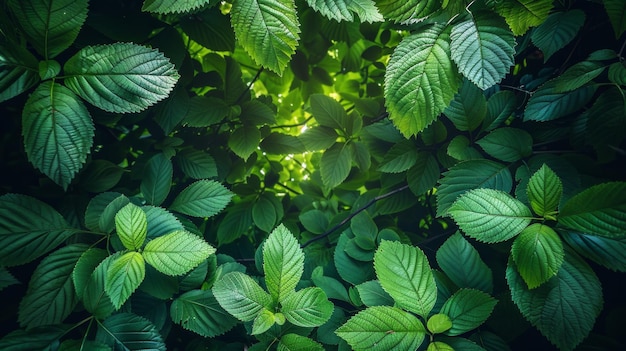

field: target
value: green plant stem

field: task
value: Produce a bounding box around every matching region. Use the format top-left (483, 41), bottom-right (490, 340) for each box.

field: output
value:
top-left (235, 67), bottom-right (264, 105)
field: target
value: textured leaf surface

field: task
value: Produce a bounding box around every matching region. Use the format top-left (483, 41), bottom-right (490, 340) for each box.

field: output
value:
top-left (512, 224), bottom-right (563, 289)
top-left (336, 306), bottom-right (426, 351)
top-left (483, 90), bottom-right (516, 131)
top-left (494, 0), bottom-right (553, 36)
top-left (231, 0), bottom-right (300, 74)
top-left (72, 248), bottom-right (108, 300)
top-left (524, 80), bottom-right (596, 122)
top-left (306, 0), bottom-right (382, 23)
top-left (320, 142), bottom-right (351, 189)
top-left (278, 333), bottom-right (324, 351)
top-left (527, 164), bottom-right (562, 217)
top-left (142, 0), bottom-right (212, 14)
top-left (96, 313), bottom-right (165, 351)
top-left (374, 240), bottom-right (436, 318)
top-left (170, 289), bottom-right (238, 337)
top-left (281, 287), bottom-right (334, 327)
top-left (444, 80), bottom-right (487, 132)
top-left (264, 224), bottom-right (304, 301)
top-left (115, 203), bottom-right (148, 250)
top-left (0, 194), bottom-right (77, 266)
top-left (83, 254), bottom-right (117, 319)
top-left (563, 231), bottom-right (626, 272)
top-left (176, 149), bottom-right (218, 179)
top-left (170, 180), bottom-right (233, 218)
top-left (436, 232), bottom-right (493, 293)
top-left (64, 43), bottom-right (179, 113)
top-left (140, 153), bottom-right (173, 206)
top-left (440, 289), bottom-right (497, 336)
top-left (603, 0), bottom-right (626, 38)
top-left (407, 152), bottom-right (439, 196)
top-left (378, 140), bottom-right (419, 173)
top-left (531, 10), bottom-right (585, 62)
top-left (476, 127), bottom-right (533, 162)
top-left (385, 24), bottom-right (460, 137)
top-left (0, 42), bottom-right (39, 103)
top-left (228, 124), bottom-right (261, 161)
top-left (310, 94), bottom-right (348, 131)
top-left (22, 81), bottom-right (94, 189)
top-left (449, 189), bottom-right (532, 243)
top-left (0, 326), bottom-right (68, 351)
top-left (427, 314), bottom-right (452, 334)
top-left (212, 271), bottom-right (272, 321)
top-left (553, 61), bottom-right (606, 92)
top-left (105, 252), bottom-right (145, 309)
top-left (450, 13), bottom-right (515, 90)
top-left (143, 230), bottom-right (215, 276)
top-left (376, 0), bottom-right (441, 23)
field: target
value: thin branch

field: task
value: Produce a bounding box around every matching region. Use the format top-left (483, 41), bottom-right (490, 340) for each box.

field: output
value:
top-left (301, 184), bottom-right (410, 248)
top-left (235, 67), bottom-right (264, 105)
top-left (276, 182), bottom-right (302, 195)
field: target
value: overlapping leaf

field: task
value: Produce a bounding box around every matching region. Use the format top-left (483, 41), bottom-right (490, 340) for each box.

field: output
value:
top-left (376, 0), bottom-right (441, 23)
top-left (476, 127), bottom-right (533, 162)
top-left (143, 230), bottom-right (215, 276)
top-left (83, 254), bottom-right (117, 319)
top-left (170, 289), bottom-right (238, 337)
top-left (212, 271), bottom-right (272, 321)
top-left (511, 224), bottom-right (563, 289)
top-left (563, 231), bottom-right (626, 272)
top-left (0, 43), bottom-right (39, 103)
top-left (104, 252), bottom-right (145, 309)
top-left (176, 149), bottom-right (218, 180)
top-left (279, 334), bottom-right (324, 351)
top-left (263, 224), bottom-right (304, 301)
top-left (523, 80), bottom-right (596, 122)
top-left (142, 0), bottom-right (213, 14)
top-left (306, 0), bottom-right (382, 23)
top-left (115, 203), bottom-right (148, 250)
top-left (603, 0), bottom-right (626, 38)
top-left (96, 313), bottom-right (165, 351)
top-left (552, 61), bottom-right (606, 92)
top-left (444, 80), bottom-right (487, 132)
top-left (436, 232), bottom-right (493, 292)
top-left (280, 287), bottom-right (334, 327)
top-left (140, 153), bottom-right (173, 206)
top-left (440, 289), bottom-right (497, 336)
top-left (228, 124), bottom-right (261, 161)
top-left (494, 0), bottom-right (554, 36)
top-left (320, 142), bottom-right (351, 189)
top-left (531, 10), bottom-right (585, 62)
top-left (526, 164), bottom-right (562, 217)
top-left (170, 180), bottom-right (233, 218)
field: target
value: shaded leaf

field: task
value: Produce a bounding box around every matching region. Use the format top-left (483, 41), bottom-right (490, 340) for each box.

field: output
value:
top-left (279, 333), bottom-right (324, 351)
top-left (440, 289), bottom-right (497, 336)
top-left (180, 7), bottom-right (236, 52)
top-left (562, 231), bottom-right (626, 272)
top-left (0, 42), bottom-right (39, 103)
top-left (603, 0), bottom-right (626, 38)
top-left (96, 313), bottom-right (165, 351)
top-left (553, 61), bottom-right (606, 92)
top-left (531, 10), bottom-right (585, 62)
top-left (83, 254), bottom-right (117, 319)
top-left (476, 127), bottom-right (533, 162)
top-left (176, 149), bottom-right (218, 180)
top-left (170, 289), bottom-right (238, 337)
top-left (524, 80), bottom-right (596, 122)
top-left (436, 232), bottom-right (493, 293)
top-left (140, 153), bottom-right (172, 206)
top-left (407, 152), bottom-right (439, 196)
top-left (444, 80), bottom-right (487, 132)
top-left (229, 124), bottom-right (261, 161)
top-left (310, 94), bottom-right (348, 131)
top-left (73, 248), bottom-right (108, 300)
top-left (142, 0), bottom-right (212, 14)
top-left (376, 0), bottom-right (441, 23)
top-left (320, 142), bottom-right (351, 189)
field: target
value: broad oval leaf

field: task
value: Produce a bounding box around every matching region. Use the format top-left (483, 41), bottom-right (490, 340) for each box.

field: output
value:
top-left (170, 289), bottom-right (238, 337)
top-left (212, 271), bottom-right (272, 321)
top-left (22, 81), bottom-right (94, 190)
top-left (228, 124), bottom-right (261, 161)
top-left (526, 164), bottom-right (562, 217)
top-left (448, 188), bottom-right (532, 243)
top-left (84, 192), bottom-right (127, 233)
top-left (260, 132), bottom-right (306, 154)
top-left (140, 153), bottom-right (173, 206)
top-left (511, 224), bottom-right (564, 289)
top-left (376, 0), bottom-right (441, 23)
top-left (0, 42), bottom-right (39, 103)
top-left (170, 180), bottom-right (233, 218)
top-left (440, 289), bottom-right (497, 336)
top-left (562, 231), bottom-right (626, 272)
top-left (115, 203), bottom-right (148, 250)
top-left (385, 23), bottom-right (461, 137)
top-left (603, 0), bottom-right (626, 38)
top-left (279, 333), bottom-right (324, 351)
top-left (143, 230), bottom-right (216, 276)
top-left (524, 80), bottom-right (596, 122)
top-left (142, 0), bottom-right (213, 14)
top-left (427, 313), bottom-right (453, 334)
top-left (553, 61), bottom-right (606, 93)
top-left (144, 206), bottom-right (184, 239)
top-left (180, 8), bottom-right (236, 52)
top-left (494, 0), bottom-right (554, 36)
top-left (476, 127), bottom-right (533, 162)
top-left (483, 90), bottom-right (516, 131)
top-left (263, 224), bottom-right (304, 301)
top-left (407, 152), bottom-right (439, 196)
top-left (105, 252), bottom-right (146, 309)
top-left (355, 280), bottom-right (394, 307)
top-left (96, 313), bottom-right (165, 351)
top-left (300, 126), bottom-right (338, 151)
top-left (83, 253), bottom-right (117, 319)
top-left (531, 10), bottom-right (585, 62)
top-left (280, 287), bottom-right (334, 327)
top-left (176, 149), bottom-right (218, 180)
top-left (310, 94), bottom-right (348, 131)
top-left (374, 240), bottom-right (436, 318)
top-left (320, 142), bottom-right (352, 189)
top-left (252, 308), bottom-right (277, 335)
top-left (378, 140), bottom-right (419, 173)
top-left (73, 248), bottom-right (108, 300)
top-left (64, 43), bottom-right (179, 113)
top-left (436, 232), bottom-right (493, 293)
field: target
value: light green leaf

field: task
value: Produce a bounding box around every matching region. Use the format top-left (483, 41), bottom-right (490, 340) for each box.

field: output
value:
top-left (531, 10), bottom-right (586, 62)
top-left (252, 308), bottom-right (276, 335)
top-left (336, 306), bottom-right (426, 351)
top-left (8, 0), bottom-right (88, 58)
top-left (385, 23), bottom-right (461, 137)
top-left (142, 0), bottom-right (213, 14)
top-left (0, 194), bottom-right (78, 266)
top-left (603, 0), bottom-right (626, 38)
top-left (511, 224), bottom-right (563, 289)
top-left (301, 126), bottom-right (338, 152)
top-left (260, 132), bottom-right (306, 154)
top-left (83, 254), bottom-right (118, 319)
top-left (407, 152), bottom-right (439, 196)
top-left (22, 81), bottom-right (94, 190)
top-left (64, 43), bottom-right (179, 113)
top-left (320, 142), bottom-right (352, 189)
top-left (374, 240), bottom-right (436, 318)
top-left (18, 244), bottom-right (87, 329)
top-left (310, 94), bottom-right (348, 131)
top-left (507, 250), bottom-right (603, 350)
top-left (0, 42), bottom-right (39, 103)
top-left (346, 0), bottom-right (384, 23)
top-left (115, 203), bottom-right (148, 250)
top-left (355, 280), bottom-right (394, 307)
top-left (281, 287), bottom-right (333, 327)
top-left (523, 80), bottom-right (597, 122)
top-left (212, 271), bottom-right (273, 321)
top-left (440, 289), bottom-right (497, 336)
top-left (376, 0), bottom-right (441, 23)
top-left (170, 180), bottom-right (233, 218)
top-left (450, 13), bottom-right (515, 90)
top-left (559, 182), bottom-right (626, 238)
top-left (229, 124), bottom-right (261, 161)
top-left (140, 153), bottom-right (172, 206)
top-left (444, 80), bottom-right (487, 132)
top-left (436, 232), bottom-right (493, 293)
top-left (494, 0), bottom-right (553, 36)
top-left (279, 333), bottom-right (324, 351)
top-left (104, 252), bottom-right (145, 310)
top-left (264, 224), bottom-right (304, 301)
top-left (449, 188), bottom-right (533, 243)
top-left (476, 127), bottom-right (533, 162)
top-left (553, 61), bottom-right (606, 92)
top-left (378, 140), bottom-right (419, 173)
top-left (96, 313), bottom-right (165, 351)
top-left (143, 230), bottom-right (215, 276)
top-left (562, 231), bottom-right (626, 272)
top-left (73, 248), bottom-right (108, 300)
top-left (170, 289), bottom-right (238, 337)
top-left (526, 164), bottom-right (562, 217)
top-left (427, 314), bottom-right (452, 334)
top-left (230, 0), bottom-right (300, 74)
top-left (428, 341), bottom-right (454, 351)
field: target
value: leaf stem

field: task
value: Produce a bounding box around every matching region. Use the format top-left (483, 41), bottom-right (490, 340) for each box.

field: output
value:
top-left (235, 67), bottom-right (264, 105)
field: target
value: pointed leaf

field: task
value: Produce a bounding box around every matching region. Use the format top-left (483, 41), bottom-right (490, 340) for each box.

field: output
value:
top-left (494, 0), bottom-right (553, 36)
top-left (310, 94), bottom-right (348, 131)
top-left (0, 42), bottom-right (39, 103)
top-left (320, 142), bottom-right (351, 189)
top-left (436, 232), bottom-right (493, 293)
top-left (0, 267), bottom-right (19, 292)
top-left (407, 152), bottom-right (439, 196)
top-left (264, 224), bottom-right (304, 301)
top-left (252, 308), bottom-right (276, 335)
top-left (180, 8), bottom-right (236, 52)
top-left (378, 140), bottom-right (419, 173)
top-left (603, 0), bottom-right (626, 38)
top-left (229, 124), bottom-right (261, 161)
top-left (444, 80), bottom-right (487, 132)
top-left (212, 271), bottom-right (272, 321)
top-left (83, 254), bottom-right (117, 319)
top-left (427, 314), bottom-right (452, 334)
top-left (73, 248), bottom-right (108, 300)
top-left (115, 203), bottom-right (148, 250)
top-left (260, 132), bottom-right (306, 154)
top-left (142, 0), bottom-right (213, 14)
top-left (281, 287), bottom-right (334, 327)
top-left (526, 164), bottom-right (562, 217)
top-left (170, 180), bottom-right (233, 218)
top-left (140, 153), bottom-right (172, 206)
top-left (355, 280), bottom-right (394, 307)
top-left (524, 80), bottom-right (597, 122)
top-left (300, 126), bottom-right (338, 151)
top-left (476, 127), bottom-right (533, 162)
top-left (511, 224), bottom-right (563, 289)
top-left (483, 90), bottom-right (516, 131)
top-left (104, 252), bottom-right (145, 309)
top-left (306, 0), bottom-right (382, 23)
top-left (84, 192), bottom-right (126, 233)
top-left (170, 289), bottom-right (238, 337)
top-left (0, 326), bottom-right (68, 351)
top-left (279, 334), bottom-right (324, 351)
top-left (64, 43), bottom-right (179, 113)
top-left (440, 289), bottom-right (497, 336)
top-left (376, 0), bottom-right (441, 23)
top-left (176, 149), bottom-right (218, 180)
top-left (96, 313), bottom-right (165, 351)
top-left (562, 231), bottom-right (626, 272)
top-left (531, 10), bottom-right (585, 62)
top-left (553, 61), bottom-right (606, 92)
top-left (144, 206), bottom-right (184, 239)
top-left (143, 230), bottom-right (216, 276)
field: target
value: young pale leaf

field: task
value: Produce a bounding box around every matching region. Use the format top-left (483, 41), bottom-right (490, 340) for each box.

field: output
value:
top-left (212, 271), bottom-right (272, 321)
top-left (336, 306), bottom-right (426, 351)
top-left (18, 244), bottom-right (87, 329)
top-left (440, 289), bottom-right (497, 336)
top-left (22, 81), bottom-right (94, 190)
top-left (553, 61), bottom-right (606, 92)
top-left (104, 252), bottom-right (145, 310)
top-left (281, 287), bottom-right (334, 327)
top-left (385, 23), bottom-right (461, 137)
top-left (448, 189), bottom-right (532, 243)
top-left (374, 240), bottom-right (436, 318)
top-left (96, 313), bottom-right (165, 351)
top-left (142, 0), bottom-right (212, 14)
top-left (228, 124), bottom-right (261, 161)
top-left (524, 80), bottom-right (596, 122)
top-left (320, 142), bottom-right (352, 189)
top-left (427, 314), bottom-right (453, 334)
top-left (143, 230), bottom-right (215, 276)
top-left (476, 127), bottom-right (533, 162)
top-left (436, 232), bottom-right (493, 293)
top-left (140, 153), bottom-right (172, 206)
top-left (0, 194), bottom-right (78, 266)
top-left (531, 10), bottom-right (585, 62)
top-left (0, 43), bottom-right (39, 103)
top-left (278, 333), bottom-right (324, 351)
top-left (176, 149), bottom-right (218, 180)
top-left (559, 182), bottom-right (626, 238)
top-left (603, 0), bottom-right (626, 38)
top-left (507, 251), bottom-right (603, 350)
top-left (264, 224), bottom-right (304, 301)
top-left (230, 0), bottom-right (300, 74)
top-left (8, 0), bottom-right (88, 58)
top-left (376, 0), bottom-right (440, 23)
top-left (378, 140), bottom-right (419, 173)
top-left (252, 308), bottom-right (276, 335)
top-left (562, 231), bottom-right (626, 272)
top-left (73, 248), bottom-right (108, 300)
top-left (64, 43), bottom-right (179, 113)
top-left (444, 80), bottom-right (487, 132)
top-left (170, 180), bottom-right (233, 218)
top-left (511, 224), bottom-right (564, 289)
top-left (494, 0), bottom-right (554, 36)
top-left (170, 289), bottom-right (238, 337)
top-left (450, 13), bottom-right (515, 90)
top-left (115, 203), bottom-right (148, 250)
top-left (83, 254), bottom-right (117, 319)
top-left (310, 94), bottom-right (348, 131)
top-left (526, 164), bottom-right (562, 217)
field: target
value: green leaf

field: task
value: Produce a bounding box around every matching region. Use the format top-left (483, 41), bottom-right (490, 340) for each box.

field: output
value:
top-left (229, 124), bottom-right (261, 161)
top-left (64, 43), bottom-right (179, 113)
top-left (483, 90), bottom-right (516, 131)
top-left (507, 250), bottom-right (603, 350)
top-left (252, 308), bottom-right (276, 335)
top-left (39, 60), bottom-right (61, 80)
top-left (176, 149), bottom-right (217, 180)
top-left (0, 267), bottom-right (19, 292)
top-left (320, 142), bottom-right (352, 189)
top-left (553, 61), bottom-right (606, 92)
top-left (374, 240), bottom-right (436, 318)
top-left (0, 194), bottom-right (77, 266)
top-left (385, 23), bottom-right (461, 137)
top-left (115, 203), bottom-right (148, 250)
top-left (335, 232), bottom-right (375, 285)
top-left (476, 127), bottom-right (533, 162)
top-left (523, 80), bottom-right (597, 122)
top-left (310, 94), bottom-right (348, 131)
top-left (603, 0), bottom-right (626, 38)
top-left (18, 244), bottom-right (87, 329)
top-left (0, 42), bottom-right (39, 103)
top-left (450, 13), bottom-right (515, 90)
top-left (376, 0), bottom-right (441, 23)
top-left (252, 193), bottom-right (280, 233)
top-left (143, 230), bottom-right (215, 276)
top-left (449, 189), bottom-right (533, 243)
top-left (73, 248), bottom-right (108, 300)
top-left (356, 280), bottom-right (394, 307)
top-left (264, 224), bottom-right (304, 301)
top-left (407, 152), bottom-right (439, 196)
top-left (230, 0), bottom-right (300, 74)
top-left (494, 0), bottom-right (553, 36)
top-left (336, 306), bottom-right (426, 351)
top-left (427, 341), bottom-right (454, 351)
top-left (378, 140), bottom-right (419, 173)
top-left (142, 0), bottom-right (213, 14)
top-left (608, 62), bottom-right (626, 85)
top-left (559, 182), bottom-right (626, 238)
top-left (96, 313), bottom-right (165, 351)
top-left (279, 333), bottom-right (324, 351)
top-left (0, 326), bottom-right (68, 351)
top-left (8, 0), bottom-right (88, 58)
top-left (183, 96), bottom-right (230, 127)
top-left (444, 80), bottom-right (487, 132)
top-left (260, 132), bottom-right (306, 154)
top-left (144, 206), bottom-right (183, 239)
top-left (217, 201), bottom-right (254, 245)
top-left (140, 153), bottom-right (172, 206)
top-left (311, 268), bottom-right (351, 303)
top-left (447, 135), bottom-right (482, 161)
top-left (170, 289), bottom-right (238, 337)
top-left (180, 8), bottom-right (235, 52)
top-left (83, 254), bottom-right (117, 319)
top-left (526, 164), bottom-right (562, 217)
top-left (104, 252), bottom-right (145, 310)
top-left (562, 231), bottom-right (626, 272)
top-left (427, 314), bottom-right (453, 334)
top-left (440, 289), bottom-right (497, 336)
top-left (99, 195), bottom-right (132, 234)
top-left (511, 224), bottom-right (563, 289)
top-left (22, 81), bottom-right (94, 190)
top-left (436, 232), bottom-right (493, 293)
top-left (170, 180), bottom-right (233, 218)
top-left (436, 160), bottom-right (513, 217)
top-left (531, 10), bottom-right (585, 62)
top-left (78, 160), bottom-right (124, 193)
top-left (84, 192), bottom-right (125, 232)
top-left (305, 0), bottom-right (382, 23)
top-left (281, 287), bottom-right (334, 327)
top-left (212, 271), bottom-right (272, 321)
top-left (300, 126), bottom-right (338, 151)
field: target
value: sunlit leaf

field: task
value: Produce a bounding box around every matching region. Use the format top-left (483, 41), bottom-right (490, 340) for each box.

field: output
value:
top-left (170, 180), bottom-right (233, 218)
top-left (476, 127), bottom-right (533, 162)
top-left (115, 203), bottom-right (148, 250)
top-left (494, 0), bottom-right (553, 36)
top-left (228, 124), bottom-right (261, 161)
top-left (281, 287), bottom-right (334, 327)
top-left (376, 0), bottom-right (441, 23)
top-left (143, 230), bottom-right (216, 276)
top-left (552, 61), bottom-right (606, 92)
top-left (83, 254), bottom-right (117, 319)
top-left (263, 224), bottom-right (304, 301)
top-left (378, 140), bottom-right (419, 173)
top-left (212, 271), bottom-right (272, 321)
top-left (524, 79), bottom-right (597, 122)
top-left (526, 164), bottom-right (562, 217)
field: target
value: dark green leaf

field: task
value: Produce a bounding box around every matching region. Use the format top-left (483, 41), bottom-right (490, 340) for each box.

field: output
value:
top-left (0, 267), bottom-right (19, 292)
top-left (444, 80), bottom-right (487, 132)
top-left (376, 0), bottom-right (440, 23)
top-left (553, 61), bottom-right (606, 92)
top-left (300, 126), bottom-right (338, 151)
top-left (78, 160), bottom-right (124, 193)
top-left (105, 252), bottom-right (145, 309)
top-left (176, 149), bottom-right (218, 180)
top-left (212, 271), bottom-right (272, 321)
top-left (603, 0), bottom-right (626, 38)
top-left (96, 313), bottom-right (165, 351)
top-left (278, 333), bottom-right (324, 351)
top-left (494, 0), bottom-right (553, 36)
top-left (335, 232), bottom-right (375, 285)
top-left (310, 94), bottom-right (348, 130)
top-left (524, 80), bottom-right (597, 122)
top-left (355, 280), bottom-right (394, 307)
top-left (260, 133), bottom-right (306, 154)
top-left (321, 142), bottom-right (352, 189)
top-left (476, 127), bottom-right (533, 162)
top-left (436, 232), bottom-right (493, 293)
top-left (378, 140), bottom-right (419, 173)
top-left (407, 152), bottom-right (439, 196)
top-left (0, 326), bottom-right (68, 351)
top-left (170, 289), bottom-right (238, 337)
top-left (141, 157), bottom-right (174, 207)
top-left (183, 96), bottom-right (230, 127)
top-left (142, 0), bottom-right (212, 14)
top-left (73, 248), bottom-right (108, 300)
top-left (229, 124), bottom-right (261, 161)
top-left (0, 42), bottom-right (39, 103)
top-left (483, 90), bottom-right (516, 131)
top-left (562, 231), bottom-right (626, 272)
top-left (180, 8), bottom-right (235, 52)
top-left (531, 10), bottom-right (585, 62)
top-left (83, 254), bottom-right (117, 319)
